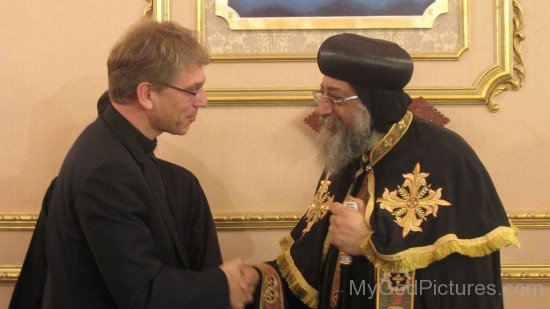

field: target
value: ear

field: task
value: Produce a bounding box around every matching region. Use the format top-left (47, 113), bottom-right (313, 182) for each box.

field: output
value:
top-left (136, 82), bottom-right (154, 110)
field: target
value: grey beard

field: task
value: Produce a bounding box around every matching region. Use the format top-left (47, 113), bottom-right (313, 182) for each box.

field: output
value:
top-left (317, 104), bottom-right (381, 175)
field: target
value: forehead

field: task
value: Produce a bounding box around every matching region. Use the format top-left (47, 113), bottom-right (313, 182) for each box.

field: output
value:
top-left (172, 64), bottom-right (206, 85)
top-left (320, 75), bottom-right (355, 93)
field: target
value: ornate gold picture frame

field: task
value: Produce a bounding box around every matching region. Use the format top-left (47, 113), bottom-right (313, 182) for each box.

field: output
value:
top-left (199, 0), bottom-right (464, 61)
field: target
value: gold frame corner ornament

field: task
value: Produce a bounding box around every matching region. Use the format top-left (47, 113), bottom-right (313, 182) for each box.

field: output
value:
top-left (213, 0), bottom-right (449, 30)
top-left (485, 0), bottom-right (525, 112)
top-left (408, 0), bottom-right (525, 111)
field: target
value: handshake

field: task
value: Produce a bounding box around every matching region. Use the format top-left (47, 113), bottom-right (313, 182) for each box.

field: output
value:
top-left (219, 258), bottom-right (260, 308)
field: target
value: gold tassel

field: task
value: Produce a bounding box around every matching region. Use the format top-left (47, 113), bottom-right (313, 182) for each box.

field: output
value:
top-left (360, 224), bottom-right (519, 273)
top-left (276, 250), bottom-right (319, 308)
top-left (279, 234), bottom-right (294, 252)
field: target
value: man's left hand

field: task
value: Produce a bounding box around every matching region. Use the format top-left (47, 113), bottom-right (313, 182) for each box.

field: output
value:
top-left (328, 196), bottom-right (368, 256)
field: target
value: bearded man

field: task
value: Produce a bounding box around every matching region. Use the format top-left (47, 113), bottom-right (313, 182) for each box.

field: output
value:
top-left (249, 33), bottom-right (518, 309)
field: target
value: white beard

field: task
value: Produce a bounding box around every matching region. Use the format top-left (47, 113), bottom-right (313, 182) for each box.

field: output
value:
top-left (317, 104), bottom-right (382, 175)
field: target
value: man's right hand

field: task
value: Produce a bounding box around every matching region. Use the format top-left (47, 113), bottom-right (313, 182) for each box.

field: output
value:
top-left (219, 258), bottom-right (253, 308)
top-left (328, 196), bottom-right (368, 256)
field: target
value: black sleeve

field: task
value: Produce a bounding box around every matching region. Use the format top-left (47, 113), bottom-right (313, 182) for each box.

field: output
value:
top-left (75, 161), bottom-right (228, 308)
top-left (156, 159), bottom-right (223, 270)
top-left (187, 178), bottom-right (223, 269)
top-left (9, 178), bottom-right (57, 309)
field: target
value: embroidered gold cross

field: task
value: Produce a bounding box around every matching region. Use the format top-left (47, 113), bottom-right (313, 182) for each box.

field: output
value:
top-left (302, 174), bottom-right (334, 235)
top-left (377, 163), bottom-right (451, 237)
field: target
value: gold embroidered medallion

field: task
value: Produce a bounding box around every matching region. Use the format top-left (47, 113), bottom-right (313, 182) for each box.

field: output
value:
top-left (302, 174), bottom-right (334, 235)
top-left (377, 163), bottom-right (451, 237)
top-left (256, 263), bottom-right (284, 309)
top-left (376, 270), bottom-right (415, 309)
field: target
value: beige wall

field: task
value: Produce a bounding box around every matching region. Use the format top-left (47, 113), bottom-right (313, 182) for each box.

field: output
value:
top-left (1, 0), bottom-right (548, 307)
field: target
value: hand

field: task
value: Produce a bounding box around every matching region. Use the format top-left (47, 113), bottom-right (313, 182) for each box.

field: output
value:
top-left (241, 264), bottom-right (260, 292)
top-left (328, 196), bottom-right (368, 256)
top-left (219, 258), bottom-right (254, 309)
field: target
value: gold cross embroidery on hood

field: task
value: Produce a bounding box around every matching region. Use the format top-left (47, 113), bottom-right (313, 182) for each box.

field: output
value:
top-left (377, 163), bottom-right (451, 237)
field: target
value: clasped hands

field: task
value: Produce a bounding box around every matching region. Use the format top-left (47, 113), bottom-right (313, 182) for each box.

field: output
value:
top-left (328, 196), bottom-right (368, 256)
top-left (219, 258), bottom-right (260, 309)
top-left (219, 195), bottom-right (366, 308)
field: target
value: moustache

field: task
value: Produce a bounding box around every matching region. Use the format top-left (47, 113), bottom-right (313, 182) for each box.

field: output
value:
top-left (320, 115), bottom-right (343, 134)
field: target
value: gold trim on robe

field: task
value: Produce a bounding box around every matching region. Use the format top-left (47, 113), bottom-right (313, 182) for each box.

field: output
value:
top-left (256, 263), bottom-right (285, 309)
top-left (360, 223), bottom-right (519, 273)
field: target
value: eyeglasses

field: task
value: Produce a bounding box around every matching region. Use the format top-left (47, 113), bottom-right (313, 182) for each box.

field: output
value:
top-left (312, 91), bottom-right (358, 107)
top-left (162, 83), bottom-right (200, 97)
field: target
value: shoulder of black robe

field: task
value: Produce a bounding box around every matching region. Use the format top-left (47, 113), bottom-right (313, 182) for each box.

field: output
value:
top-left (156, 158), bottom-right (223, 269)
top-left (97, 90), bottom-right (110, 115)
top-left (9, 177), bottom-right (57, 309)
top-left (361, 116), bottom-right (518, 273)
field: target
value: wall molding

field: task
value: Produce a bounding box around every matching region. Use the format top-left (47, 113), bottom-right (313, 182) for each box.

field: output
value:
top-left (0, 266), bottom-right (19, 282)
top-left (2, 264), bottom-right (549, 283)
top-left (0, 211), bottom-right (548, 231)
top-left (507, 212), bottom-right (550, 229)
top-left (501, 265), bottom-right (550, 282)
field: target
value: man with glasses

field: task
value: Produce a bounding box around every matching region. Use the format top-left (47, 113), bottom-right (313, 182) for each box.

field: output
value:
top-left (249, 34), bottom-right (518, 308)
top-left (39, 20), bottom-right (256, 308)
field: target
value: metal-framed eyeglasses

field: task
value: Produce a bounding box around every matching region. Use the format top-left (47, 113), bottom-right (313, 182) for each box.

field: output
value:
top-left (162, 83), bottom-right (201, 97)
top-left (312, 91), bottom-right (358, 107)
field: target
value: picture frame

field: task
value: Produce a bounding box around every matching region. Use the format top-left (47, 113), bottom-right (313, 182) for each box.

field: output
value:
top-left (199, 0), bottom-right (464, 61)
top-left (189, 0), bottom-right (524, 111)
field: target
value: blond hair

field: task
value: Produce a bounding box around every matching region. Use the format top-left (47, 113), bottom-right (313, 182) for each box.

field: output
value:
top-left (107, 20), bottom-right (210, 103)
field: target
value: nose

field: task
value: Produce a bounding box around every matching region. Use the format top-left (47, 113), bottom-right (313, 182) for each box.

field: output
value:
top-left (193, 89), bottom-right (208, 108)
top-left (315, 99), bottom-right (333, 117)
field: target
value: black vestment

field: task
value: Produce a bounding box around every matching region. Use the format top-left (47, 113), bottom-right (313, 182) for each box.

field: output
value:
top-left (252, 112), bottom-right (518, 309)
